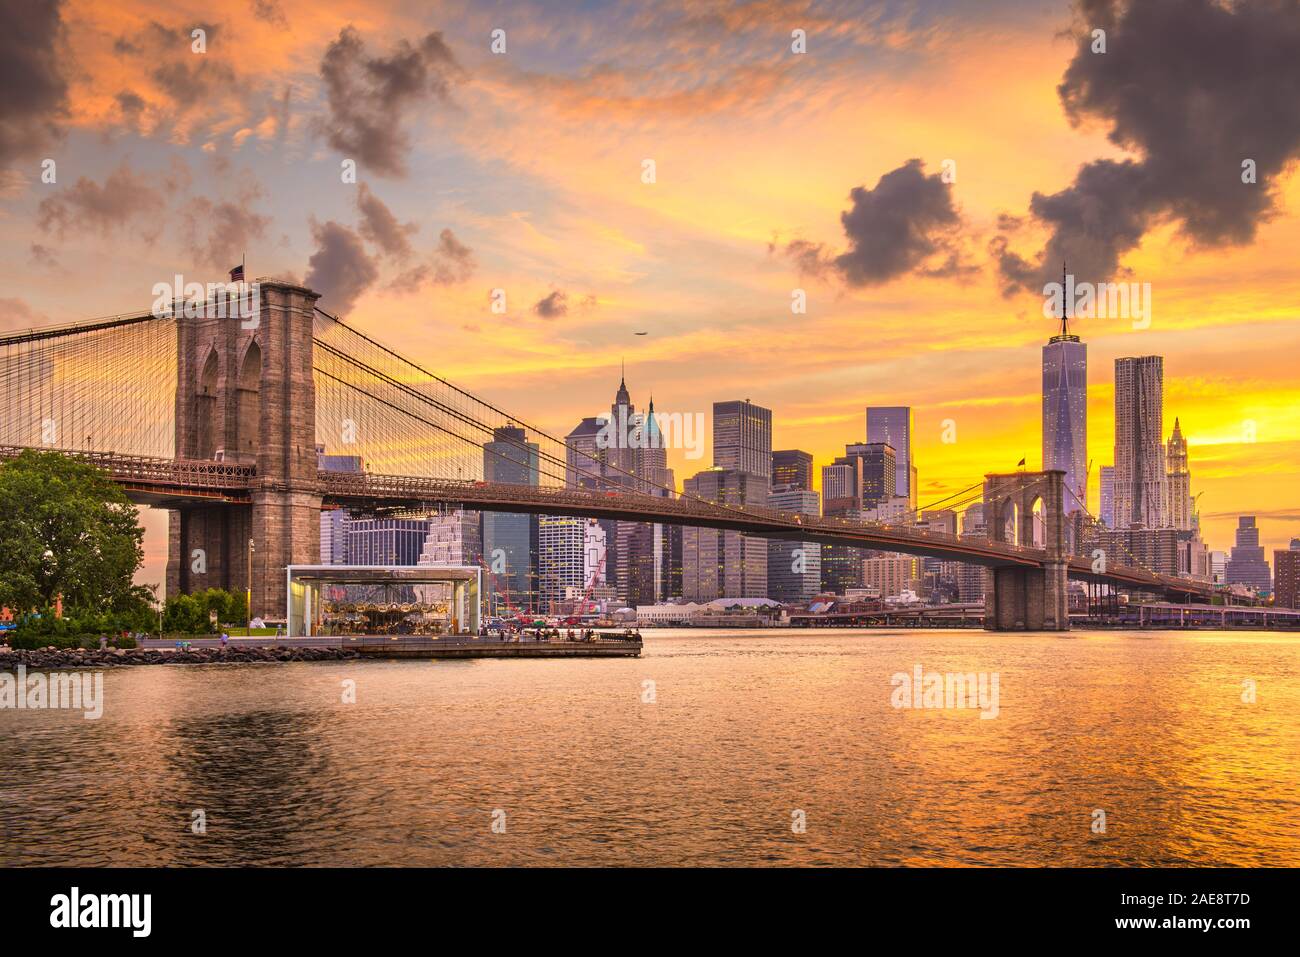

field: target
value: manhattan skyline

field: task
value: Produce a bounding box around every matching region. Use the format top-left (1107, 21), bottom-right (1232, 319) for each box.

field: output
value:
top-left (2, 0), bottom-right (1297, 587)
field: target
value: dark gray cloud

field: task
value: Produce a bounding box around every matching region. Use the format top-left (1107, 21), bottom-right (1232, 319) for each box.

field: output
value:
top-left (530, 288), bottom-right (595, 319)
top-left (115, 20), bottom-right (221, 58)
top-left (996, 0), bottom-right (1300, 293)
top-left (356, 183), bottom-right (417, 259)
top-left (430, 228), bottom-right (475, 284)
top-left (37, 164), bottom-right (167, 239)
top-left (319, 27), bottom-right (462, 178)
top-left (533, 290), bottom-right (569, 319)
top-left (183, 195), bottom-right (272, 271)
top-left (0, 0), bottom-right (68, 168)
top-left (385, 227), bottom-right (476, 293)
top-left (29, 243), bottom-right (59, 268)
top-left (250, 0), bottom-right (288, 28)
top-left (778, 159), bottom-right (967, 286)
top-left (113, 20), bottom-right (246, 118)
top-left (116, 90), bottom-right (146, 120)
top-left (305, 219), bottom-right (379, 315)
top-left (150, 58), bottom-right (238, 111)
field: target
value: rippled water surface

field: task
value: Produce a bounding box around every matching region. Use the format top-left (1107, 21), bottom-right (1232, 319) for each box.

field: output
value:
top-left (2, 629), bottom-right (1297, 866)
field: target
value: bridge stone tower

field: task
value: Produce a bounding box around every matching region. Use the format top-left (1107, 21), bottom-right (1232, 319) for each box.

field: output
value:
top-left (982, 469), bottom-right (1069, 631)
top-left (166, 280), bottom-right (322, 620)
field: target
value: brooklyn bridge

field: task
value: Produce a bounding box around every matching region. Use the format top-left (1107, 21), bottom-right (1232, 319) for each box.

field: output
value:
top-left (0, 279), bottom-right (1217, 630)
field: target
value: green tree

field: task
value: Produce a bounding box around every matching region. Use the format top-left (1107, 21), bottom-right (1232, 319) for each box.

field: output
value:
top-left (0, 450), bottom-right (145, 613)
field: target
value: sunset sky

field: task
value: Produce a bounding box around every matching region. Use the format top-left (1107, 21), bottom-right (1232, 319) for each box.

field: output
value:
top-left (3, 0), bottom-right (1298, 589)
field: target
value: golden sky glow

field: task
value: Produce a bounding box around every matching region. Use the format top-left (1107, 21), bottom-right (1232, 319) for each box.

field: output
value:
top-left (2, 0), bottom-right (1298, 588)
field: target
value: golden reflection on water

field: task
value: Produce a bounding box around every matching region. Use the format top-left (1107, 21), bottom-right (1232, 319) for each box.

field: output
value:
top-left (1, 629), bottom-right (1296, 866)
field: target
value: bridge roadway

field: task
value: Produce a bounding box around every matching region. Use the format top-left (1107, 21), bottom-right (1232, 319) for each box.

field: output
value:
top-left (0, 445), bottom-right (1214, 601)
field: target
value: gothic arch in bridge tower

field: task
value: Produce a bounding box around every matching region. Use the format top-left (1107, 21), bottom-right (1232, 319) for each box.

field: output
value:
top-left (997, 498), bottom-right (1019, 546)
top-left (235, 338), bottom-right (261, 463)
top-left (1027, 493), bottom-right (1044, 548)
top-left (196, 346), bottom-right (219, 459)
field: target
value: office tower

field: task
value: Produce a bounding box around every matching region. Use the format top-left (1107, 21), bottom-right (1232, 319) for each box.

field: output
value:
top-left (819, 442), bottom-right (895, 596)
top-left (320, 509), bottom-right (349, 564)
top-left (1176, 530), bottom-right (1211, 581)
top-left (317, 445), bottom-right (363, 564)
top-left (584, 519), bottom-right (608, 589)
top-left (822, 462), bottom-right (857, 502)
top-left (867, 407), bottom-right (914, 508)
top-left (820, 497), bottom-right (865, 595)
top-left (1099, 466), bottom-right (1115, 528)
top-left (842, 442), bottom-right (897, 508)
top-left (1225, 517), bottom-right (1272, 593)
top-left (862, 556), bottom-right (917, 599)
top-left (603, 370), bottom-right (639, 482)
top-left (420, 509), bottom-right (482, 567)
top-left (921, 509), bottom-right (958, 535)
top-left (1085, 526), bottom-right (1181, 577)
top-left (772, 449), bottom-right (814, 491)
top-left (681, 468), bottom-right (768, 600)
top-left (1165, 418), bottom-right (1192, 531)
top-left (1113, 356), bottom-right (1165, 529)
top-left (537, 515), bottom-right (586, 614)
top-left (767, 484), bottom-right (822, 603)
top-left (345, 517), bottom-right (430, 565)
top-left (1210, 550), bottom-right (1227, 584)
top-left (1274, 546), bottom-right (1300, 609)
top-left (483, 425), bottom-right (540, 612)
top-left (713, 400), bottom-right (772, 480)
top-left (956, 504), bottom-right (987, 602)
top-left (565, 417), bottom-right (605, 490)
top-left (1042, 317), bottom-right (1087, 513)
top-left (629, 398), bottom-right (677, 606)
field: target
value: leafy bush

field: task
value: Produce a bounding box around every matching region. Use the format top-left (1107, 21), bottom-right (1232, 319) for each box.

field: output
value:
top-left (161, 588), bottom-right (248, 635)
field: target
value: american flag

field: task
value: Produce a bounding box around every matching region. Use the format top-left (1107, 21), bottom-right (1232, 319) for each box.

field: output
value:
top-left (229, 263), bottom-right (245, 282)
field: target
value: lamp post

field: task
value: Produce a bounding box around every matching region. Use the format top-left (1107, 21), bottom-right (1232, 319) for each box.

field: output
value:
top-left (247, 538), bottom-right (255, 633)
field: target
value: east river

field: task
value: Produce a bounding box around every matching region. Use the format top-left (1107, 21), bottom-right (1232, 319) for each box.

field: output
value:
top-left (2, 629), bottom-right (1296, 866)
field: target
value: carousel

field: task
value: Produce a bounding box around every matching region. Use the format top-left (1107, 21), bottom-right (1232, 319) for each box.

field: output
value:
top-left (286, 565), bottom-right (481, 638)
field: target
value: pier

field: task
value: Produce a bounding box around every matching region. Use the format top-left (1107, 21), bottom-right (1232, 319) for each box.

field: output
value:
top-left (140, 632), bottom-right (643, 658)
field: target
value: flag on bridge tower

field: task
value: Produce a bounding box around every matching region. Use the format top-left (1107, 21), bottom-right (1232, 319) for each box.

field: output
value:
top-left (229, 263), bottom-right (244, 282)
top-left (1017, 457), bottom-right (1026, 469)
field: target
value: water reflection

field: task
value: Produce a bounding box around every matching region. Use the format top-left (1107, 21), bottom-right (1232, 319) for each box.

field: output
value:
top-left (1, 630), bottom-right (1296, 866)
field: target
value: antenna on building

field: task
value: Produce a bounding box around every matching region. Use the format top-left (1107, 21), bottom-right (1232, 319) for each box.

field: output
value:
top-left (1060, 260), bottom-right (1070, 338)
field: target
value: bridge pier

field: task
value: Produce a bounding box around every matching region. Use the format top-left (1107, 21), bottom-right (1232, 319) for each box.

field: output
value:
top-left (982, 470), bottom-right (1069, 632)
top-left (167, 280), bottom-right (322, 621)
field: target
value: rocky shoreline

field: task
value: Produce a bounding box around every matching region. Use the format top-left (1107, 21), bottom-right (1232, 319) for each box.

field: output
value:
top-left (0, 646), bottom-right (362, 670)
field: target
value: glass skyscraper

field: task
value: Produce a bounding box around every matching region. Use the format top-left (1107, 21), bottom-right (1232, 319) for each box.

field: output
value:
top-left (1225, 517), bottom-right (1272, 594)
top-left (1042, 330), bottom-right (1087, 514)
top-left (772, 449), bottom-right (813, 491)
top-left (1114, 356), bottom-right (1165, 529)
top-left (482, 425), bottom-right (539, 612)
top-left (866, 407), bottom-right (913, 508)
top-left (1098, 465), bottom-right (1115, 528)
top-left (713, 400), bottom-right (772, 480)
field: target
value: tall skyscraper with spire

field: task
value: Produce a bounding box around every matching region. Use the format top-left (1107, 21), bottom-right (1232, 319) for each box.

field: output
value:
top-left (565, 369), bottom-right (679, 606)
top-left (1165, 417), bottom-right (1192, 531)
top-left (1042, 264), bottom-right (1088, 514)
